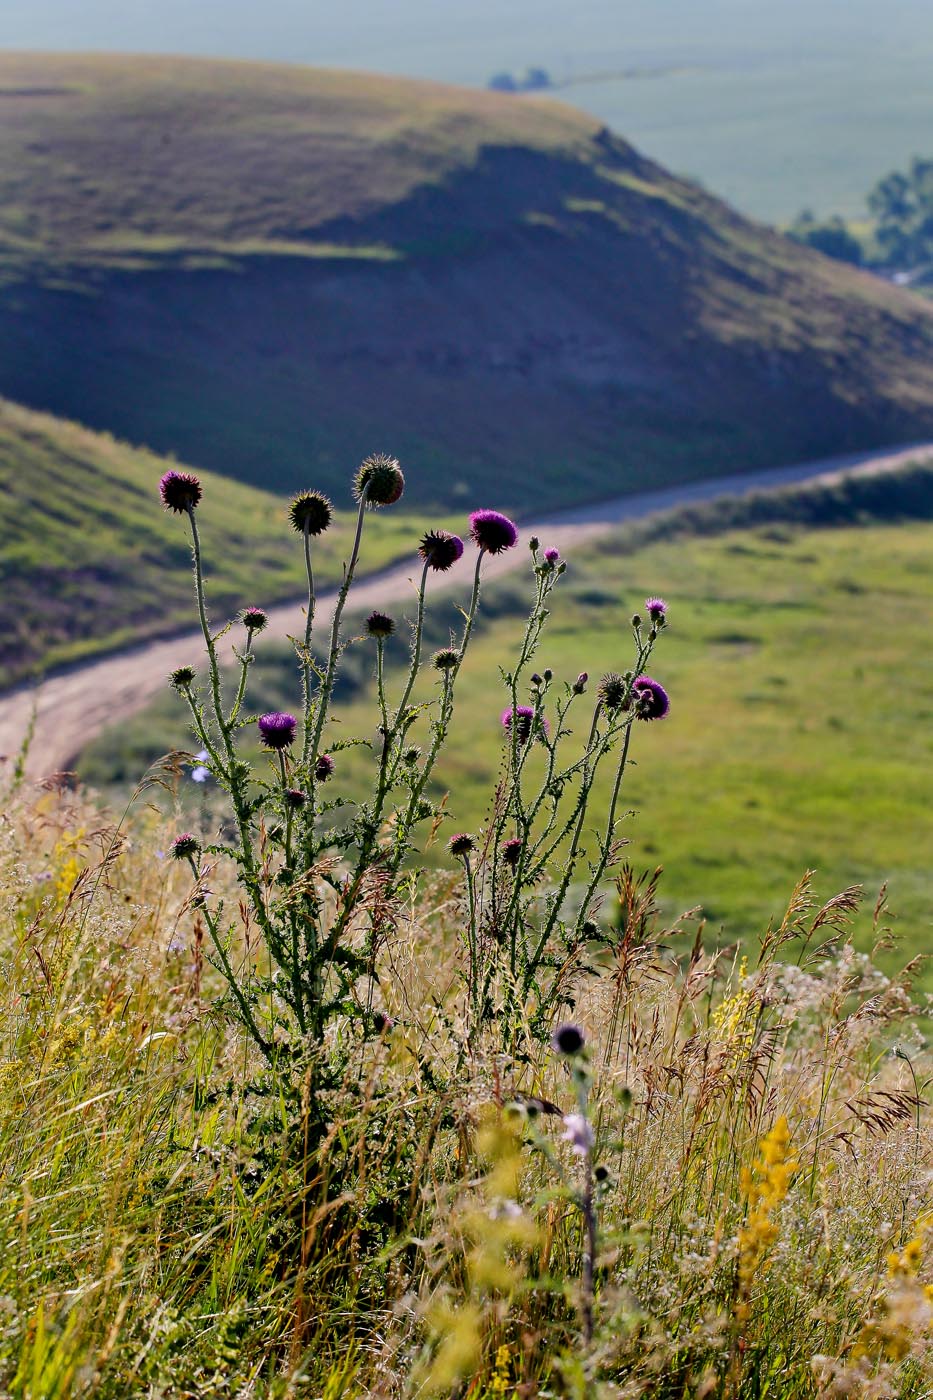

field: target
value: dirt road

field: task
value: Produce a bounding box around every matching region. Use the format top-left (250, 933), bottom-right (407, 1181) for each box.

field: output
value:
top-left (3, 441), bottom-right (930, 781)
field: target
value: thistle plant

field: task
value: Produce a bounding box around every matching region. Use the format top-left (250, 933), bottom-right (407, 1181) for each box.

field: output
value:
top-left (160, 459), bottom-right (670, 1098)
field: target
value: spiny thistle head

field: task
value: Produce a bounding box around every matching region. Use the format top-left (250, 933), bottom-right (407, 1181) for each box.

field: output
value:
top-left (367, 611), bottom-right (395, 638)
top-left (597, 673), bottom-right (628, 711)
top-left (315, 753), bottom-right (335, 781)
top-left (551, 1022), bottom-right (585, 1056)
top-left (289, 490), bottom-right (332, 536)
top-left (170, 832), bottom-right (200, 861)
top-left (354, 453), bottom-right (405, 507)
top-left (169, 665), bottom-right (196, 691)
top-left (241, 606), bottom-right (268, 633)
top-left (645, 596), bottom-right (668, 622)
top-left (418, 529), bottom-right (464, 572)
top-left (433, 647), bottom-right (460, 671)
top-left (543, 547), bottom-right (560, 565)
top-left (448, 832), bottom-right (474, 858)
top-left (470, 509), bottom-right (519, 554)
top-left (632, 674), bottom-right (670, 721)
top-left (285, 788), bottom-right (307, 809)
top-left (501, 704), bottom-right (548, 744)
top-left (403, 745), bottom-right (421, 764)
top-left (373, 1011), bottom-right (394, 1034)
top-left (258, 711), bottom-right (297, 749)
top-left (159, 470), bottom-right (202, 513)
top-left (502, 837), bottom-right (523, 868)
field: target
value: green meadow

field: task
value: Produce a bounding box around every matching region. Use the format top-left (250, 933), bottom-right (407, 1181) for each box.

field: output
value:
top-left (78, 499), bottom-right (933, 973)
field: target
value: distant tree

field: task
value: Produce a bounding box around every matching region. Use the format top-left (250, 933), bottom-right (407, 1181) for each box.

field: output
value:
top-left (522, 67), bottom-right (552, 91)
top-left (487, 72), bottom-right (517, 92)
top-left (868, 157), bottom-right (933, 268)
top-left (788, 213), bottom-right (863, 265)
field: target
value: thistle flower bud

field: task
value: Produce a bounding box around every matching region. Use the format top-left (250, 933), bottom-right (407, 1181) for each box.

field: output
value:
top-left (289, 490), bottom-right (332, 535)
top-left (170, 833), bottom-right (200, 861)
top-left (159, 470), bottom-right (202, 513)
top-left (367, 611), bottom-right (395, 638)
top-left (631, 613), bottom-right (642, 629)
top-left (448, 832), bottom-right (474, 857)
top-left (315, 753), bottom-right (335, 781)
top-left (241, 606), bottom-right (268, 633)
top-left (418, 529), bottom-right (464, 572)
top-left (403, 745), bottom-right (421, 764)
top-left (502, 837), bottom-right (523, 868)
top-left (169, 665), bottom-right (196, 691)
top-left (551, 1022), bottom-right (585, 1056)
top-left (543, 668), bottom-right (553, 683)
top-left (354, 453), bottom-right (404, 507)
top-left (373, 1011), bottom-right (394, 1034)
top-left (285, 788), bottom-right (307, 809)
top-left (543, 547), bottom-right (560, 566)
top-left (572, 672), bottom-right (588, 694)
top-left (529, 535), bottom-right (540, 552)
top-left (597, 673), bottom-right (628, 711)
top-left (530, 673), bottom-right (543, 687)
top-left (433, 647), bottom-right (459, 671)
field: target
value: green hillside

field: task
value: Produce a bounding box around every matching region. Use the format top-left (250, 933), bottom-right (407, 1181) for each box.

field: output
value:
top-left (1, 55), bottom-right (933, 509)
top-left (0, 398), bottom-right (427, 687)
top-left (78, 465), bottom-right (933, 967)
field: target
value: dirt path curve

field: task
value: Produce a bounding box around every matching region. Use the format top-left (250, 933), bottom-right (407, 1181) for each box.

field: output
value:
top-left (3, 440), bottom-right (930, 781)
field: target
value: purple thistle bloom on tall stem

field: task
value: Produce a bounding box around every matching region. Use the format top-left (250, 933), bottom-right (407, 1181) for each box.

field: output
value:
top-left (544, 547), bottom-right (560, 564)
top-left (170, 833), bottom-right (200, 860)
top-left (159, 470), bottom-right (202, 513)
top-left (502, 837), bottom-right (524, 868)
top-left (418, 529), bottom-right (465, 572)
top-left (645, 597), bottom-right (668, 621)
top-left (470, 509), bottom-right (519, 554)
top-left (315, 753), bottom-right (335, 781)
top-left (632, 675), bottom-right (670, 721)
top-left (501, 704), bottom-right (548, 744)
top-left (258, 711), bottom-right (297, 749)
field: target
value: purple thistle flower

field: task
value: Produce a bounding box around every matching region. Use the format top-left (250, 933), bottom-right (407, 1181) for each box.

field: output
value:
top-left (544, 547), bottom-right (560, 564)
top-left (159, 470), bottom-right (202, 513)
top-left (258, 711), bottom-right (297, 749)
top-left (285, 788), bottom-right (307, 808)
top-left (502, 837), bottom-right (523, 868)
top-left (448, 832), bottom-right (474, 857)
top-left (315, 753), bottom-right (335, 781)
top-left (552, 1022), bottom-right (585, 1056)
top-left (645, 597), bottom-right (668, 621)
top-left (170, 833), bottom-right (200, 860)
top-left (367, 611), bottom-right (395, 638)
top-left (241, 606), bottom-right (268, 633)
top-left (419, 529), bottom-right (465, 572)
top-left (561, 1112), bottom-right (594, 1158)
top-left (501, 704), bottom-right (548, 744)
top-left (470, 509), bottom-right (519, 555)
top-left (632, 675), bottom-right (670, 721)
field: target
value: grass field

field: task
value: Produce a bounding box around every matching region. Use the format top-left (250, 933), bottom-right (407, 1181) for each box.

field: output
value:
top-left (0, 398), bottom-right (436, 687)
top-left (77, 485), bottom-right (933, 977)
top-left (2, 55), bottom-right (933, 510)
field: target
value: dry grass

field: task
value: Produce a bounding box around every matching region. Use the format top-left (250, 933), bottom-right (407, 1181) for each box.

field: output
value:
top-left (3, 769), bottom-right (932, 1397)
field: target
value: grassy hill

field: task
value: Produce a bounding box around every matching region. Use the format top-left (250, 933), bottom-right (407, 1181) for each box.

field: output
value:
top-left (0, 397), bottom-right (429, 687)
top-left (77, 465), bottom-right (933, 970)
top-left (1, 54), bottom-right (933, 509)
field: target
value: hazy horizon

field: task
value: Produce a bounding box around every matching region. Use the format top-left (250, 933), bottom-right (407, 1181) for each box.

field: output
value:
top-left (3, 0), bottom-right (933, 220)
